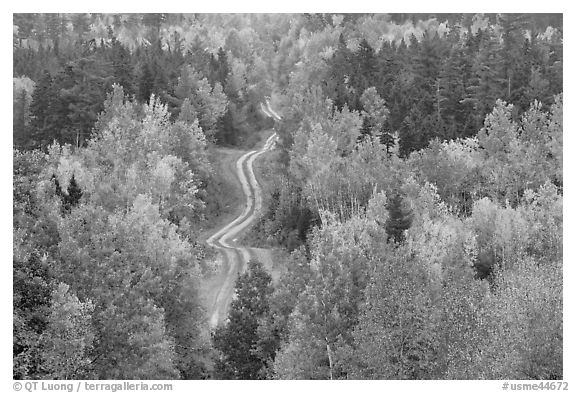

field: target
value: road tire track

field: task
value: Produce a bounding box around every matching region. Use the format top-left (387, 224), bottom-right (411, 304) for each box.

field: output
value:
top-left (206, 133), bottom-right (278, 327)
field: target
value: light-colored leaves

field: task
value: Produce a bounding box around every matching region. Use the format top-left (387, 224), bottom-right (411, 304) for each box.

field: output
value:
top-left (39, 283), bottom-right (95, 379)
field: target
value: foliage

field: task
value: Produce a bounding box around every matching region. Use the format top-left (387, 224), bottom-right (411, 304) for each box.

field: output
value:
top-left (212, 260), bottom-right (274, 379)
top-left (13, 13), bottom-right (562, 380)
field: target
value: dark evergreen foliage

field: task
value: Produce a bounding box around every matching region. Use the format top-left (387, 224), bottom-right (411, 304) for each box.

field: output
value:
top-left (385, 193), bottom-right (413, 244)
top-left (212, 260), bottom-right (274, 379)
top-left (12, 13), bottom-right (563, 381)
top-left (322, 18), bottom-right (563, 156)
top-left (28, 70), bottom-right (55, 149)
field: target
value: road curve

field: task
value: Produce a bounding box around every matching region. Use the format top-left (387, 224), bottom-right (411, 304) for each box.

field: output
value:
top-left (206, 132), bottom-right (278, 327)
top-left (265, 99), bottom-right (282, 121)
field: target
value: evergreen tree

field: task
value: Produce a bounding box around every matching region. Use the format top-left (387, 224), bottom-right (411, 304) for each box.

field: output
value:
top-left (13, 86), bottom-right (30, 149)
top-left (375, 40), bottom-right (400, 101)
top-left (349, 39), bottom-right (377, 110)
top-left (142, 13), bottom-right (166, 43)
top-left (215, 105), bottom-right (236, 145)
top-left (13, 14), bottom-right (35, 48)
top-left (137, 61), bottom-right (154, 103)
top-left (462, 27), bottom-right (503, 131)
top-left (44, 13), bottom-right (62, 55)
top-left (325, 33), bottom-right (352, 110)
top-left (498, 13), bottom-right (529, 102)
top-left (63, 174), bottom-right (83, 211)
top-left (215, 47), bottom-right (231, 89)
top-left (438, 31), bottom-right (473, 138)
top-left (29, 70), bottom-right (55, 149)
top-left (212, 259), bottom-right (274, 379)
top-left (110, 37), bottom-right (135, 96)
top-left (385, 193), bottom-right (413, 244)
top-left (185, 36), bottom-right (213, 78)
top-left (71, 13), bottom-right (90, 40)
top-left (50, 56), bottom-right (113, 147)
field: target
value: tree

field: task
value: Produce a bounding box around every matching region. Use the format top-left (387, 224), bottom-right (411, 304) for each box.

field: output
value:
top-left (214, 47), bottom-right (231, 89)
top-left (274, 210), bottom-right (384, 379)
top-left (13, 76), bottom-right (35, 149)
top-left (71, 13), bottom-right (90, 40)
top-left (438, 33), bottom-right (474, 138)
top-left (109, 37), bottom-right (135, 96)
top-left (462, 27), bottom-right (503, 131)
top-left (137, 60), bottom-right (154, 103)
top-left (385, 193), bottom-right (413, 244)
top-left (327, 104), bottom-right (363, 156)
top-left (497, 14), bottom-right (529, 102)
top-left (38, 283), bottom-right (95, 379)
top-left (171, 65), bottom-right (228, 140)
top-left (325, 33), bottom-right (352, 110)
top-left (39, 55), bottom-right (114, 148)
top-left (55, 196), bottom-right (199, 379)
top-left (348, 39), bottom-right (377, 110)
top-left (62, 174), bottom-right (83, 212)
top-left (212, 259), bottom-right (274, 379)
top-left (29, 70), bottom-right (55, 149)
top-left (359, 87), bottom-right (389, 140)
top-left (342, 249), bottom-right (440, 379)
top-left (13, 245), bottom-right (53, 379)
top-left (142, 13), bottom-right (166, 43)
top-left (473, 259), bottom-right (562, 379)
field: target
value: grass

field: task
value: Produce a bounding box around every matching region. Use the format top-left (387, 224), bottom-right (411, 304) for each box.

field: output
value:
top-left (240, 132), bottom-right (288, 282)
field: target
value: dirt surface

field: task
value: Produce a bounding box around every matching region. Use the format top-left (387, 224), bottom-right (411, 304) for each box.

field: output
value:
top-left (201, 132), bottom-right (279, 328)
top-left (196, 147), bottom-right (246, 246)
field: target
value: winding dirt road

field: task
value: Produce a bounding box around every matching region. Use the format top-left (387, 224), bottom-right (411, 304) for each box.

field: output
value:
top-left (206, 102), bottom-right (280, 327)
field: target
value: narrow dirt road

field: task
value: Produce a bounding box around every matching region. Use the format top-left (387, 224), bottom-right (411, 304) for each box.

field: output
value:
top-left (206, 132), bottom-right (279, 327)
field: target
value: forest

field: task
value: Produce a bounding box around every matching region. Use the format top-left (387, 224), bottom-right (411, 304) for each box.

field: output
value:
top-left (13, 13), bottom-right (562, 380)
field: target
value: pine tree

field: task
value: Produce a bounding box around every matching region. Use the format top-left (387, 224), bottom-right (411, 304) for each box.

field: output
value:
top-left (64, 175), bottom-right (83, 211)
top-left (438, 29), bottom-right (473, 138)
top-left (498, 13), bottom-right (529, 102)
top-left (137, 61), bottom-right (154, 103)
top-left (29, 70), bottom-right (55, 149)
top-left (462, 27), bottom-right (503, 132)
top-left (13, 88), bottom-right (29, 149)
top-left (212, 259), bottom-right (274, 379)
top-left (215, 47), bottom-right (230, 89)
top-left (13, 14), bottom-right (35, 47)
top-left (53, 174), bottom-right (83, 213)
top-left (44, 13), bottom-right (62, 55)
top-left (385, 193), bottom-right (413, 244)
top-left (215, 105), bottom-right (236, 145)
top-left (110, 37), bottom-right (135, 96)
top-left (185, 35), bottom-right (212, 78)
top-left (50, 56), bottom-right (113, 147)
top-left (70, 13), bottom-right (90, 40)
top-left (325, 33), bottom-right (352, 110)
top-left (349, 39), bottom-right (377, 110)
top-left (177, 98), bottom-right (199, 124)
top-left (142, 13), bottom-right (165, 43)
top-left (375, 40), bottom-right (400, 100)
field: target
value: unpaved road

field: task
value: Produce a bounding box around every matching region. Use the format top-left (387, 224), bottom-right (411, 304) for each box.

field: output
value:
top-left (205, 132), bottom-right (279, 327)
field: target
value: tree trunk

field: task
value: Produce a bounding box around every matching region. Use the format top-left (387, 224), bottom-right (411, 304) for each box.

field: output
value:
top-left (326, 339), bottom-right (334, 380)
top-left (436, 78), bottom-right (441, 124)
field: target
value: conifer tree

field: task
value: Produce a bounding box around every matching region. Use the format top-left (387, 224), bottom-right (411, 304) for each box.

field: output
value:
top-left (64, 174), bottom-right (83, 211)
top-left (498, 13), bottom-right (529, 102)
top-left (349, 39), bottom-right (377, 110)
top-left (29, 70), bottom-right (55, 149)
top-left (325, 33), bottom-right (352, 110)
top-left (110, 37), bottom-right (135, 96)
top-left (212, 259), bottom-right (274, 379)
top-left (137, 61), bottom-right (154, 103)
top-left (385, 193), bottom-right (413, 244)
top-left (215, 47), bottom-right (231, 89)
